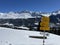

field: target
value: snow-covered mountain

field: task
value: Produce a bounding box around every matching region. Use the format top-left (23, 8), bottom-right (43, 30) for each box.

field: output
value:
top-left (0, 10), bottom-right (60, 30)
top-left (0, 11), bottom-right (34, 19)
top-left (50, 10), bottom-right (60, 23)
top-left (0, 10), bottom-right (60, 19)
top-left (52, 9), bottom-right (60, 15)
top-left (0, 10), bottom-right (51, 19)
top-left (0, 10), bottom-right (60, 23)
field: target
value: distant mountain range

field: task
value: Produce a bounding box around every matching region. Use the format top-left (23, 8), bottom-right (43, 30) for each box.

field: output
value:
top-left (0, 10), bottom-right (60, 22)
top-left (0, 10), bottom-right (50, 19)
top-left (0, 10), bottom-right (60, 30)
top-left (0, 10), bottom-right (60, 19)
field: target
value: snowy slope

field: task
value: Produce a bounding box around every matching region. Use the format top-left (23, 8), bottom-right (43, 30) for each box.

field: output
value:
top-left (0, 27), bottom-right (60, 45)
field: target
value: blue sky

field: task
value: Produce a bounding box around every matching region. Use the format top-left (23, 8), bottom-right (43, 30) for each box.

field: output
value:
top-left (0, 0), bottom-right (60, 12)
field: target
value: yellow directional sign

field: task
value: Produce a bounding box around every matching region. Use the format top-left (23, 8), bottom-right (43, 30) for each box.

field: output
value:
top-left (40, 22), bottom-right (49, 27)
top-left (42, 16), bottom-right (50, 20)
top-left (40, 27), bottom-right (50, 31)
top-left (40, 16), bottom-right (50, 31)
top-left (41, 17), bottom-right (49, 21)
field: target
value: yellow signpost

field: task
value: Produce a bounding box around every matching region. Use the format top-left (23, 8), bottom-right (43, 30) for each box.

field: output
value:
top-left (40, 16), bottom-right (50, 45)
top-left (40, 16), bottom-right (50, 31)
top-left (40, 27), bottom-right (50, 31)
top-left (40, 22), bottom-right (49, 27)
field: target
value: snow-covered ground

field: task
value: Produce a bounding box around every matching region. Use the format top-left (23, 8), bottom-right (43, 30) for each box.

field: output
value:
top-left (0, 27), bottom-right (60, 45)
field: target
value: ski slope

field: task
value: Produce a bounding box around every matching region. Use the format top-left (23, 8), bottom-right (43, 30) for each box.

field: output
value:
top-left (0, 27), bottom-right (60, 45)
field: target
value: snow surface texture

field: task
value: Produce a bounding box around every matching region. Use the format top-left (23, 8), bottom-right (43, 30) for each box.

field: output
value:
top-left (0, 27), bottom-right (60, 45)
